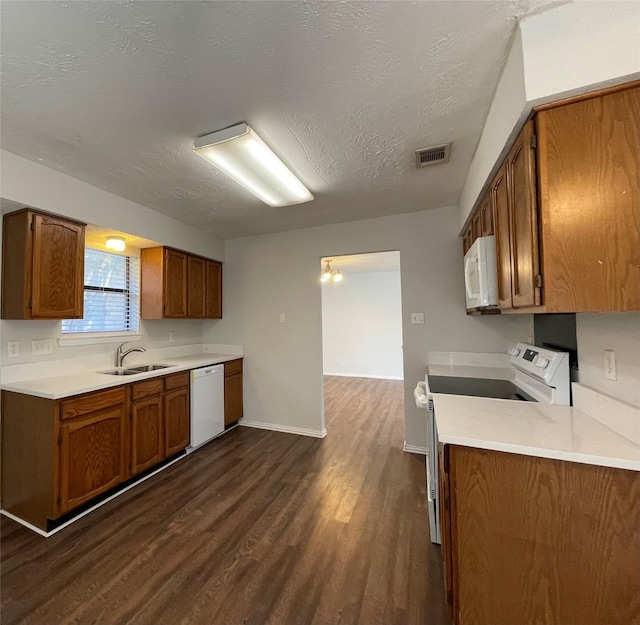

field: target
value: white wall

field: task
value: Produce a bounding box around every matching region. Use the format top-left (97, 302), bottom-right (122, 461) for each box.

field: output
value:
top-left (576, 312), bottom-right (640, 408)
top-left (0, 151), bottom-right (224, 366)
top-left (322, 270), bottom-right (403, 380)
top-left (203, 207), bottom-right (533, 447)
top-left (0, 150), bottom-right (224, 261)
top-left (521, 1), bottom-right (640, 103)
top-left (458, 29), bottom-right (527, 230)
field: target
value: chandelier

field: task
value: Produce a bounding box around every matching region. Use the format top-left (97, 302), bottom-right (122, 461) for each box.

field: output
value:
top-left (320, 260), bottom-right (344, 284)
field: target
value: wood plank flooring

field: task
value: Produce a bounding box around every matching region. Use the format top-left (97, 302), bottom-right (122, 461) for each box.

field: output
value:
top-left (1, 376), bottom-right (450, 625)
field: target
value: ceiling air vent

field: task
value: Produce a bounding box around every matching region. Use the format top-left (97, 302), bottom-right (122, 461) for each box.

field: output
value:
top-left (415, 143), bottom-right (451, 168)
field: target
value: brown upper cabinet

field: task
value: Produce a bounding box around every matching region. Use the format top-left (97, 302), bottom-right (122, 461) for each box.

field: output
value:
top-left (479, 192), bottom-right (493, 236)
top-left (187, 255), bottom-right (206, 318)
top-left (205, 259), bottom-right (223, 319)
top-left (462, 81), bottom-right (640, 314)
top-left (535, 85), bottom-right (640, 312)
top-left (141, 246), bottom-right (222, 319)
top-left (505, 120), bottom-right (541, 309)
top-left (2, 209), bottom-right (85, 319)
top-left (491, 163), bottom-right (512, 309)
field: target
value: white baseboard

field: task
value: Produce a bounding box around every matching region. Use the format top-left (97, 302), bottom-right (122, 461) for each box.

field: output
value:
top-left (323, 372), bottom-right (404, 381)
top-left (240, 420), bottom-right (327, 439)
top-left (403, 442), bottom-right (428, 455)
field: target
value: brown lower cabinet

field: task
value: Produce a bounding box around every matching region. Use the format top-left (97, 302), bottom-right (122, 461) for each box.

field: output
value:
top-left (438, 444), bottom-right (640, 625)
top-left (1, 371), bottom-right (191, 531)
top-left (224, 359), bottom-right (243, 427)
top-left (59, 401), bottom-right (128, 515)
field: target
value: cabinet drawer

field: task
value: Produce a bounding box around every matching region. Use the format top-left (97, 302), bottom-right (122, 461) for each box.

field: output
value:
top-left (130, 378), bottom-right (164, 401)
top-left (61, 386), bottom-right (126, 420)
top-left (164, 371), bottom-right (189, 391)
top-left (224, 359), bottom-right (243, 376)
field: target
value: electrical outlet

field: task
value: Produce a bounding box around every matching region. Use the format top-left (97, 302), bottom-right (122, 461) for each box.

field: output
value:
top-left (7, 341), bottom-right (19, 358)
top-left (604, 350), bottom-right (617, 381)
top-left (32, 338), bottom-right (53, 355)
top-left (169, 332), bottom-right (176, 342)
top-left (411, 312), bottom-right (425, 324)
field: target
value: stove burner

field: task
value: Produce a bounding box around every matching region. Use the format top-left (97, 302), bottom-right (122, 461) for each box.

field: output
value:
top-left (427, 376), bottom-right (537, 402)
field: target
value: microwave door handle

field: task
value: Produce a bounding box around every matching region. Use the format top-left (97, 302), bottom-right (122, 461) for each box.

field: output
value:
top-left (465, 257), bottom-right (480, 299)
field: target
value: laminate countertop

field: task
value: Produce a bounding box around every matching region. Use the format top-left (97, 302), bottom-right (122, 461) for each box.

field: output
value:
top-left (425, 363), bottom-right (640, 472)
top-left (1, 353), bottom-right (242, 400)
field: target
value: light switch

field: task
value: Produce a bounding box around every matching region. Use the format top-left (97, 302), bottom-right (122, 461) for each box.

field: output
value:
top-left (31, 339), bottom-right (53, 355)
top-left (279, 313), bottom-right (286, 323)
top-left (411, 312), bottom-right (425, 324)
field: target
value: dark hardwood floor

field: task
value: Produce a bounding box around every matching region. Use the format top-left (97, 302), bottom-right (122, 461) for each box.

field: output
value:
top-left (1, 376), bottom-right (449, 625)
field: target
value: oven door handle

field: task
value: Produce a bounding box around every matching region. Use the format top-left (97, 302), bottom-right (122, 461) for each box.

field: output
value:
top-left (414, 381), bottom-right (429, 408)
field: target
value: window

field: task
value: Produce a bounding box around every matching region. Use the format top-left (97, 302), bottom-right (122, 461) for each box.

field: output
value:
top-left (62, 248), bottom-right (140, 334)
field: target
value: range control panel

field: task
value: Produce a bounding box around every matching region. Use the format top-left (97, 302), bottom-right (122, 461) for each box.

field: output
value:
top-left (508, 342), bottom-right (568, 385)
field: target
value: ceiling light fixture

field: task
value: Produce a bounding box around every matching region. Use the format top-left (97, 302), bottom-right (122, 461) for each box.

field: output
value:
top-left (320, 260), bottom-right (344, 284)
top-left (105, 236), bottom-right (126, 252)
top-left (193, 123), bottom-right (314, 207)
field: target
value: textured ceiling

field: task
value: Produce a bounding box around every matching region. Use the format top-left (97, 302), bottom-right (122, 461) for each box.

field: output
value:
top-left (1, 0), bottom-right (565, 239)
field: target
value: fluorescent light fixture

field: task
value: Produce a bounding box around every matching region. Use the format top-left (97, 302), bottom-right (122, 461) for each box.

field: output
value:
top-left (193, 123), bottom-right (314, 207)
top-left (106, 236), bottom-right (126, 252)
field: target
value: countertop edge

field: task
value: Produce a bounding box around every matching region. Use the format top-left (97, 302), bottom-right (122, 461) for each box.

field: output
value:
top-left (438, 433), bottom-right (640, 472)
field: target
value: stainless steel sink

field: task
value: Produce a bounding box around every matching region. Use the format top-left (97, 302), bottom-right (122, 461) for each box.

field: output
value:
top-left (125, 364), bottom-right (172, 372)
top-left (99, 364), bottom-right (172, 376)
top-left (101, 369), bottom-right (141, 376)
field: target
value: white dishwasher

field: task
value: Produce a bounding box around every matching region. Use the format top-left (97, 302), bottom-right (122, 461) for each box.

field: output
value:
top-left (188, 364), bottom-right (225, 452)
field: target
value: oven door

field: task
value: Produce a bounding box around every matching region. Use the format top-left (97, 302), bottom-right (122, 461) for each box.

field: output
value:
top-left (414, 381), bottom-right (441, 544)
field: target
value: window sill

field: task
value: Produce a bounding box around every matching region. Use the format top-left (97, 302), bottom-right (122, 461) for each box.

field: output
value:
top-left (58, 332), bottom-right (143, 347)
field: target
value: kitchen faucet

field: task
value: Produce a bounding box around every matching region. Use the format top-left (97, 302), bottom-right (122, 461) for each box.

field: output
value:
top-left (116, 342), bottom-right (146, 367)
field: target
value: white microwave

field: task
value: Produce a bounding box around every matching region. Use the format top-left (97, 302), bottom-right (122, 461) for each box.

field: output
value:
top-left (464, 235), bottom-right (498, 309)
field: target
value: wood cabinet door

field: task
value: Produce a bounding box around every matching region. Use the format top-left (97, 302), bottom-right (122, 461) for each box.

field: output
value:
top-left (449, 445), bottom-right (640, 625)
top-left (130, 395), bottom-right (164, 476)
top-left (491, 164), bottom-right (513, 309)
top-left (31, 213), bottom-right (85, 319)
top-left (163, 249), bottom-right (187, 318)
top-left (164, 387), bottom-right (190, 456)
top-left (187, 255), bottom-right (206, 318)
top-left (471, 210), bottom-right (482, 243)
top-left (59, 404), bottom-right (127, 514)
top-left (205, 260), bottom-right (222, 319)
top-left (224, 373), bottom-right (243, 426)
top-left (462, 226), bottom-right (473, 255)
top-left (479, 192), bottom-right (494, 236)
top-left (506, 121), bottom-right (541, 308)
top-left (536, 86), bottom-right (640, 312)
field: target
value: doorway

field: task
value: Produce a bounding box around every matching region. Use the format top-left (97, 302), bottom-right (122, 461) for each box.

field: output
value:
top-left (320, 251), bottom-right (404, 436)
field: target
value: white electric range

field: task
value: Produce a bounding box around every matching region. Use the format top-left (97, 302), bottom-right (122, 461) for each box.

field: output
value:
top-left (414, 342), bottom-right (570, 544)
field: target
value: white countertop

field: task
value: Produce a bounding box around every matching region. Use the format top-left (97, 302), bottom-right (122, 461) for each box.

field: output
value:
top-left (433, 393), bottom-right (640, 471)
top-left (424, 358), bottom-right (640, 472)
top-left (1, 353), bottom-right (242, 400)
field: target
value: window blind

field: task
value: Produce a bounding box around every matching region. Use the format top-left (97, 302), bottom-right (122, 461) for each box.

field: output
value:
top-left (62, 249), bottom-right (140, 334)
